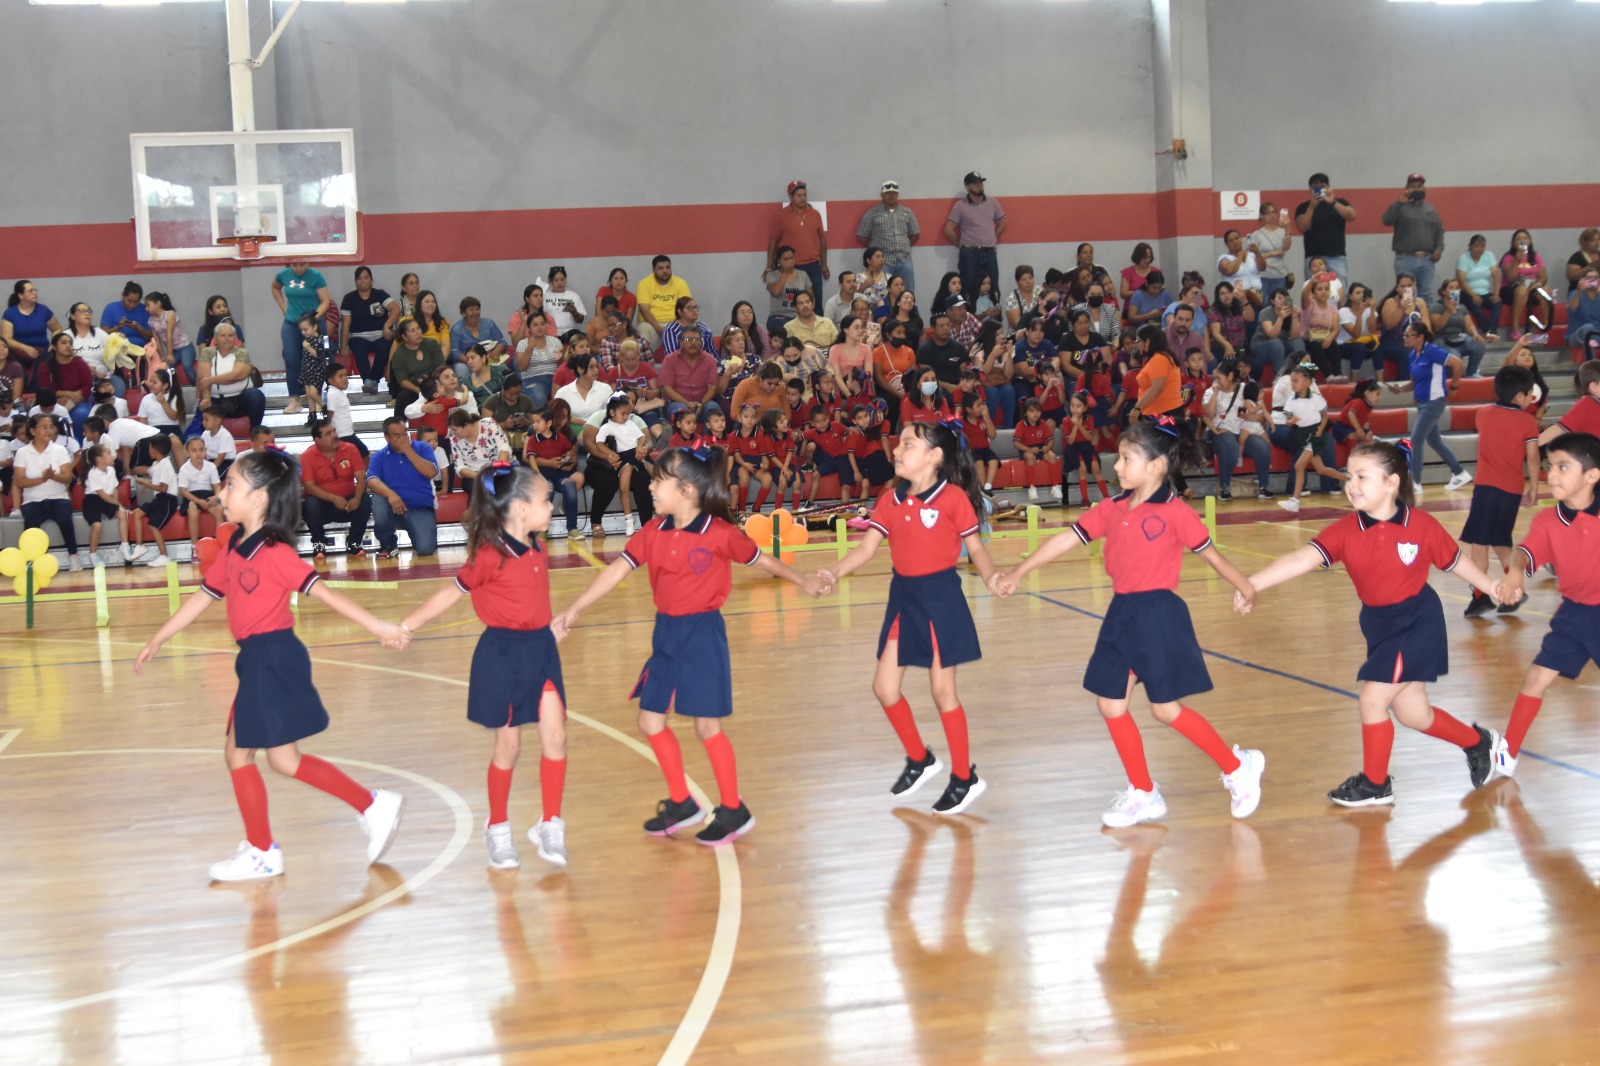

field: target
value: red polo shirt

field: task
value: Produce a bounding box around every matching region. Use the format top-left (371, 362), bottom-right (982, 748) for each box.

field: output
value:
top-left (1309, 505), bottom-right (1460, 607)
top-left (1554, 393), bottom-right (1600, 436)
top-left (525, 430), bottom-right (576, 466)
top-left (621, 512), bottom-right (761, 616)
top-left (899, 397), bottom-right (954, 425)
top-left (729, 428), bottom-right (771, 466)
top-left (805, 422), bottom-right (851, 459)
top-left (1072, 487), bottom-right (1213, 594)
top-left (300, 440), bottom-right (366, 497)
top-left (1474, 402), bottom-right (1540, 495)
top-left (455, 534), bottom-right (552, 629)
top-left (1013, 421), bottom-right (1054, 451)
top-left (867, 477), bottom-right (980, 576)
top-left (1518, 498), bottom-right (1600, 604)
top-left (772, 203), bottom-right (824, 265)
top-left (201, 530), bottom-right (319, 639)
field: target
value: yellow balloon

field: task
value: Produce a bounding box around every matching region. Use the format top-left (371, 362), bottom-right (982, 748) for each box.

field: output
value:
top-left (0, 547), bottom-right (22, 577)
top-left (12, 573), bottom-right (30, 597)
top-left (17, 527), bottom-right (50, 561)
top-left (33, 555), bottom-right (60, 588)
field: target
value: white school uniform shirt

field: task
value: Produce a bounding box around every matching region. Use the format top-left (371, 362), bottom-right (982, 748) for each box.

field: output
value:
top-left (27, 402), bottom-right (73, 423)
top-left (1270, 374), bottom-right (1323, 426)
top-left (178, 459), bottom-right (221, 495)
top-left (146, 456), bottom-right (180, 499)
top-left (96, 396), bottom-right (131, 420)
top-left (595, 418), bottom-right (647, 453)
top-left (138, 393), bottom-right (179, 429)
top-left (105, 417), bottom-right (160, 449)
top-left (326, 381), bottom-right (355, 437)
top-left (1281, 392), bottom-right (1328, 429)
top-left (200, 425), bottom-right (236, 462)
top-left (86, 465), bottom-right (121, 502)
top-left (15, 441), bottom-right (73, 503)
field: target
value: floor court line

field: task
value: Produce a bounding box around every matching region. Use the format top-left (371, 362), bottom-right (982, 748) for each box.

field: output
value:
top-left (0, 729), bottom-right (19, 755)
top-left (19, 636), bottom-right (738, 1066)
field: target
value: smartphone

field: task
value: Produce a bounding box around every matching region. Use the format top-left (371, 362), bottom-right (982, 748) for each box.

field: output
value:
top-left (1278, 208), bottom-right (1290, 225)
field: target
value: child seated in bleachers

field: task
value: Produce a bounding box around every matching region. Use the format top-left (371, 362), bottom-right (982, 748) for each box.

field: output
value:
top-left (81, 443), bottom-right (130, 565)
top-left (593, 394), bottom-right (651, 535)
top-left (139, 370), bottom-right (185, 440)
top-left (730, 402), bottom-right (774, 512)
top-left (761, 408), bottom-right (807, 512)
top-left (1013, 397), bottom-right (1058, 502)
top-left (960, 392), bottom-right (1000, 492)
top-left (1037, 363), bottom-right (1068, 429)
top-left (846, 402), bottom-right (895, 492)
top-left (197, 407), bottom-right (237, 478)
top-left (802, 404), bottom-right (857, 506)
top-left (1277, 365), bottom-right (1347, 513)
top-left (1335, 379), bottom-right (1382, 445)
top-left (128, 434), bottom-right (179, 567)
top-left (178, 435), bottom-right (223, 548)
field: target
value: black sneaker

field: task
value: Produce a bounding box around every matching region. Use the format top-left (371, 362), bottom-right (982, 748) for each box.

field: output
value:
top-left (1256, 488), bottom-right (1276, 500)
top-left (642, 796), bottom-right (704, 837)
top-left (375, 548), bottom-right (397, 561)
top-left (1328, 772), bottom-right (1395, 808)
top-left (1463, 592), bottom-right (1495, 618)
top-left (890, 748), bottom-right (944, 796)
top-left (1217, 488), bottom-right (1232, 501)
top-left (931, 765), bottom-right (987, 815)
top-left (695, 803), bottom-right (755, 846)
top-left (1465, 725), bottom-right (1498, 789)
top-left (1496, 598), bottom-right (1521, 615)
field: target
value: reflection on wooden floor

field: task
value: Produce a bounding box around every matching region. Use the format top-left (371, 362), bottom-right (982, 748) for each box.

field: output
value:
top-left (3, 502), bottom-right (1599, 1065)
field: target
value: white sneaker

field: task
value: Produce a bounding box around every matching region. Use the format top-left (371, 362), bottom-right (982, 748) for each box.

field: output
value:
top-left (145, 553), bottom-right (170, 568)
top-left (530, 816), bottom-right (568, 867)
top-left (1050, 485), bottom-right (1064, 500)
top-left (983, 482), bottom-right (993, 492)
top-left (485, 820), bottom-right (520, 869)
top-left (120, 542), bottom-right (136, 561)
top-left (1300, 488), bottom-right (1311, 497)
top-left (1446, 470), bottom-right (1474, 491)
top-left (1222, 747), bottom-right (1266, 819)
top-left (360, 788), bottom-right (405, 863)
top-left (1027, 487), bottom-right (1039, 501)
top-left (624, 514), bottom-right (639, 535)
top-left (1277, 498), bottom-right (1300, 513)
top-left (1412, 481), bottom-right (1425, 497)
top-left (69, 554), bottom-right (83, 573)
top-left (1102, 784), bottom-right (1167, 828)
top-left (209, 841), bottom-right (284, 882)
top-left (1490, 735), bottom-right (1518, 781)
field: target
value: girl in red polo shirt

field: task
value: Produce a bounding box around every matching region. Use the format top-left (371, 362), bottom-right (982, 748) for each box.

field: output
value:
top-left (761, 408), bottom-right (808, 512)
top-left (1241, 440), bottom-right (1506, 807)
top-left (554, 447), bottom-right (823, 845)
top-left (1012, 398), bottom-right (1058, 501)
top-left (995, 419), bottom-right (1266, 829)
top-left (816, 421), bottom-right (1004, 816)
top-left (398, 463), bottom-right (570, 869)
top-left (730, 402), bottom-right (774, 513)
top-left (134, 449), bottom-right (408, 883)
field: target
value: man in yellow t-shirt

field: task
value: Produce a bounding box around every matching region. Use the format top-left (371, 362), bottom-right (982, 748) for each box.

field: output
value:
top-left (635, 254), bottom-right (691, 347)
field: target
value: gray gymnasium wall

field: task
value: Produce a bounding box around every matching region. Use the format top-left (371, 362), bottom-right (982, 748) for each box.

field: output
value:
top-left (4, 0), bottom-right (1595, 372)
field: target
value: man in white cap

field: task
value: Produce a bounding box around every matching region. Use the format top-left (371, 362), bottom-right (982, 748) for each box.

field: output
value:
top-left (768, 180), bottom-right (828, 300)
top-left (1381, 172), bottom-right (1444, 295)
top-left (856, 180), bottom-right (922, 295)
top-left (944, 171), bottom-right (1006, 302)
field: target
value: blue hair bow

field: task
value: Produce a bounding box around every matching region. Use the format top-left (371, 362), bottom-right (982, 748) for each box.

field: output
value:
top-left (936, 418), bottom-right (970, 451)
top-left (1151, 414), bottom-right (1180, 438)
top-left (482, 460), bottom-right (515, 496)
top-left (677, 445), bottom-right (712, 463)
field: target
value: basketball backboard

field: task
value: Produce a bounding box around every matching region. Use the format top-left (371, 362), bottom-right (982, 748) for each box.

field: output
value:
top-left (129, 129), bottom-right (359, 262)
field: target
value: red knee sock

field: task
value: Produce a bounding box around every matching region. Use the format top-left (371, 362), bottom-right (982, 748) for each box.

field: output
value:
top-left (751, 487), bottom-right (770, 512)
top-left (1105, 713), bottom-right (1154, 792)
top-left (882, 697), bottom-right (928, 760)
top-left (647, 729), bottom-right (690, 803)
top-left (230, 765), bottom-right (274, 851)
top-left (1097, 479), bottom-right (1111, 500)
top-left (1362, 720), bottom-right (1395, 785)
top-left (540, 756), bottom-right (566, 821)
top-left (702, 732), bottom-right (741, 809)
top-left (939, 705), bottom-right (971, 780)
top-left (487, 763), bottom-right (513, 825)
top-left (1504, 693), bottom-right (1543, 757)
top-left (293, 754), bottom-right (373, 812)
top-left (1170, 706), bottom-right (1242, 774)
top-left (1422, 707), bottom-right (1479, 748)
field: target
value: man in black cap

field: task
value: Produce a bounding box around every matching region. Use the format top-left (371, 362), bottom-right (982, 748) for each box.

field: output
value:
top-left (1381, 172), bottom-right (1444, 296)
top-left (943, 171), bottom-right (1006, 303)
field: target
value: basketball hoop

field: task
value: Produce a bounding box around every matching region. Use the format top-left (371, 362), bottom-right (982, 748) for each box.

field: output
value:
top-left (216, 233), bottom-right (278, 261)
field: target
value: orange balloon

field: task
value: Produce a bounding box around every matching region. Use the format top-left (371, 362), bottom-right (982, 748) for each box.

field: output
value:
top-left (215, 521), bottom-right (239, 545)
top-left (744, 513), bottom-right (773, 543)
top-left (195, 539), bottom-right (221, 577)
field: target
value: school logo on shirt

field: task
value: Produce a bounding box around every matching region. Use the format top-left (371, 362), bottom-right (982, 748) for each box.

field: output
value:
top-left (920, 507), bottom-right (939, 529)
top-left (1397, 542), bottom-right (1419, 566)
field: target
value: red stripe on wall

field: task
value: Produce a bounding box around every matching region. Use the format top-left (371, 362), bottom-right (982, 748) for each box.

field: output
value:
top-left (3, 185), bottom-right (1595, 280)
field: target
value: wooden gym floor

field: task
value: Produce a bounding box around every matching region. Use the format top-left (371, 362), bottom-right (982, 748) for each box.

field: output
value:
top-left (3, 496), bottom-right (1598, 1065)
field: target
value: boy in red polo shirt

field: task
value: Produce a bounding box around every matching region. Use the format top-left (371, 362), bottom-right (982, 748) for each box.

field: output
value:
top-left (1538, 360), bottom-right (1600, 446)
top-left (1490, 431), bottom-right (1600, 780)
top-left (1462, 365), bottom-right (1541, 618)
top-left (803, 404), bottom-right (859, 504)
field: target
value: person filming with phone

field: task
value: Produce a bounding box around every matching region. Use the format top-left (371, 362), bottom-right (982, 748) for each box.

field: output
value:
top-left (1294, 172), bottom-right (1356, 290)
top-left (1382, 173), bottom-right (1445, 297)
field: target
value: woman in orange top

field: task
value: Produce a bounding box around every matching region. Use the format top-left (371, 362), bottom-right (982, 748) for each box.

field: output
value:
top-left (871, 318), bottom-right (918, 418)
top-left (1129, 324), bottom-right (1194, 497)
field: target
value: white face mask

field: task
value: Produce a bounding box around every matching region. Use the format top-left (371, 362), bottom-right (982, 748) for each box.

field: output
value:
top-left (920, 380), bottom-right (939, 397)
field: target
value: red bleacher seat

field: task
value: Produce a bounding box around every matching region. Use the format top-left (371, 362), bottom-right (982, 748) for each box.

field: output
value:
top-left (222, 417), bottom-right (251, 441)
top-left (1320, 383), bottom-right (1354, 408)
top-left (1368, 409), bottom-right (1409, 435)
top-left (1449, 405), bottom-right (1486, 432)
top-left (1451, 378), bottom-right (1495, 403)
top-left (436, 491), bottom-right (469, 525)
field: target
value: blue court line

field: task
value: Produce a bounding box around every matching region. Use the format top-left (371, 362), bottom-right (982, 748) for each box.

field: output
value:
top-left (1021, 589), bottom-right (1600, 783)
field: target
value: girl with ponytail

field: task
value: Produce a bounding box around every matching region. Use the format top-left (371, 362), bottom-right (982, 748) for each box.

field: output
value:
top-left (399, 462), bottom-right (572, 869)
top-left (995, 417), bottom-right (1266, 829)
top-left (1241, 438), bottom-right (1507, 808)
top-left (554, 445), bottom-right (823, 845)
top-left (816, 418), bottom-right (1001, 816)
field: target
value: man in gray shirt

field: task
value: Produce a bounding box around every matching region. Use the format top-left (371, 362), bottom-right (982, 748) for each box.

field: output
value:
top-left (1380, 172), bottom-right (1445, 296)
top-left (857, 180), bottom-right (922, 295)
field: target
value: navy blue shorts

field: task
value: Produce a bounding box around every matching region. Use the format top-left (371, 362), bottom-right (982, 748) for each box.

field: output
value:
top-left (1356, 584), bottom-right (1448, 684)
top-left (971, 446), bottom-right (999, 464)
top-left (83, 496), bottom-right (121, 526)
top-left (1063, 441), bottom-right (1098, 468)
top-left (632, 610), bottom-right (733, 717)
top-left (139, 493), bottom-right (178, 530)
top-left (878, 569), bottom-right (982, 669)
top-left (857, 450), bottom-right (895, 486)
top-left (230, 629), bottom-right (330, 749)
top-left (1459, 484), bottom-right (1520, 548)
top-left (1083, 590), bottom-right (1212, 704)
top-left (467, 626), bottom-right (566, 728)
top-left (1533, 599), bottom-right (1600, 680)
top-left (814, 452), bottom-right (857, 485)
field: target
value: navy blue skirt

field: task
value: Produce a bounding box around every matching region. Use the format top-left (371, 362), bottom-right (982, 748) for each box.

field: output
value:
top-left (632, 610), bottom-right (734, 717)
top-left (1084, 589), bottom-right (1212, 704)
top-left (468, 626), bottom-right (566, 728)
top-left (230, 629), bottom-right (330, 749)
top-left (1357, 584), bottom-right (1448, 684)
top-left (878, 569), bottom-right (982, 669)
top-left (1534, 599), bottom-right (1600, 680)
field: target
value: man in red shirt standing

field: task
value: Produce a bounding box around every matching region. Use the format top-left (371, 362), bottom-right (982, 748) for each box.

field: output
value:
top-left (767, 181), bottom-right (829, 305)
top-left (300, 418), bottom-right (372, 560)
